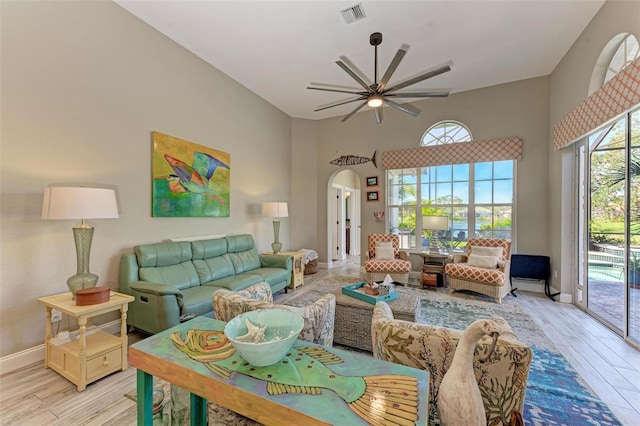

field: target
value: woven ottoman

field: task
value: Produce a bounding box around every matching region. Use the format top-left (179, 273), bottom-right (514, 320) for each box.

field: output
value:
top-left (333, 289), bottom-right (420, 352)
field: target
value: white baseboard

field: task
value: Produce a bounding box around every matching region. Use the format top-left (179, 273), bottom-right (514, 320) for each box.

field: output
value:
top-left (0, 319), bottom-right (122, 375)
top-left (0, 344), bottom-right (45, 376)
top-left (559, 292), bottom-right (573, 303)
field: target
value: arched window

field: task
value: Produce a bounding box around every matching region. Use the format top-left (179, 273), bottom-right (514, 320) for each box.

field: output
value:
top-left (421, 120), bottom-right (472, 146)
top-left (604, 34), bottom-right (639, 85)
top-left (387, 120), bottom-right (514, 250)
top-left (589, 33), bottom-right (639, 95)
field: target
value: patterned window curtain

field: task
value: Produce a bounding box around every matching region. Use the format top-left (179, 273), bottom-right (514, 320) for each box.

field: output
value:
top-left (381, 137), bottom-right (522, 169)
top-left (554, 57), bottom-right (640, 150)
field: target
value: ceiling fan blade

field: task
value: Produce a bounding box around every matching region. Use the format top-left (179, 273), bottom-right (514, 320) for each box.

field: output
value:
top-left (374, 107), bottom-right (383, 124)
top-left (382, 98), bottom-right (420, 117)
top-left (384, 91), bottom-right (449, 98)
top-left (377, 48), bottom-right (407, 92)
top-left (307, 86), bottom-right (368, 96)
top-left (314, 96), bottom-right (367, 112)
top-left (384, 64), bottom-right (451, 94)
top-left (336, 60), bottom-right (374, 94)
top-left (341, 101), bottom-right (368, 122)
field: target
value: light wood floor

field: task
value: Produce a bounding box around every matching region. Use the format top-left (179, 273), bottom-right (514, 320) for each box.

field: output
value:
top-left (1, 257), bottom-right (638, 425)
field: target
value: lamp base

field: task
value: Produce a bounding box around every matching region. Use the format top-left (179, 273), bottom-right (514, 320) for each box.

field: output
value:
top-left (271, 219), bottom-right (282, 254)
top-left (271, 242), bottom-right (283, 255)
top-left (68, 224), bottom-right (98, 298)
top-left (429, 238), bottom-right (440, 255)
top-left (67, 273), bottom-right (98, 297)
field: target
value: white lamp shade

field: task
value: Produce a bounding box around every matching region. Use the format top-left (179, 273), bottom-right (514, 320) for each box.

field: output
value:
top-left (42, 186), bottom-right (119, 220)
top-left (262, 202), bottom-right (288, 218)
top-left (422, 215), bottom-right (448, 230)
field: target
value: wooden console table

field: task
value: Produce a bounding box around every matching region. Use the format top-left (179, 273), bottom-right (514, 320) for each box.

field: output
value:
top-left (129, 316), bottom-right (429, 425)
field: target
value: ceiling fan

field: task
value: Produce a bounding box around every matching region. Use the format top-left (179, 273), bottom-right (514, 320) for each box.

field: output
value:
top-left (307, 32), bottom-right (451, 124)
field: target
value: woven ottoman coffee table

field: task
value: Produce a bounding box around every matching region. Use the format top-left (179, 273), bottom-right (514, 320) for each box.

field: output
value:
top-left (333, 289), bottom-right (420, 352)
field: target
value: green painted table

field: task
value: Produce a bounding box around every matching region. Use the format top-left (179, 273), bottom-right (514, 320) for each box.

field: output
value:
top-left (129, 316), bottom-right (429, 425)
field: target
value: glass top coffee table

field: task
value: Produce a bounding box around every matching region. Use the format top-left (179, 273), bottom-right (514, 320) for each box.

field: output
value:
top-left (129, 316), bottom-right (429, 425)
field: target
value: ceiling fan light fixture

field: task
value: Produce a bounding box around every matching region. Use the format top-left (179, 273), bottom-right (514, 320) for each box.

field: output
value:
top-left (367, 96), bottom-right (383, 108)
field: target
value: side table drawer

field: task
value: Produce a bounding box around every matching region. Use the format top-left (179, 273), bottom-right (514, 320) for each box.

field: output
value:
top-left (87, 347), bottom-right (122, 381)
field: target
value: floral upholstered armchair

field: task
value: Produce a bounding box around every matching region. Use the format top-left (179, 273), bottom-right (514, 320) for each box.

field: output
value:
top-left (371, 301), bottom-right (532, 426)
top-left (444, 238), bottom-right (512, 303)
top-left (212, 282), bottom-right (336, 347)
top-left (364, 234), bottom-right (412, 284)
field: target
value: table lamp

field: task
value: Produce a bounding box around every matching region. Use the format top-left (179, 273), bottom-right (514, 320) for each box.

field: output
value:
top-left (42, 185), bottom-right (119, 297)
top-left (422, 215), bottom-right (449, 254)
top-left (262, 202), bottom-right (288, 254)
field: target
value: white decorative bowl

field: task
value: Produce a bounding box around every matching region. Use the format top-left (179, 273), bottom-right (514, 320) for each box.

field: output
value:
top-left (224, 309), bottom-right (304, 367)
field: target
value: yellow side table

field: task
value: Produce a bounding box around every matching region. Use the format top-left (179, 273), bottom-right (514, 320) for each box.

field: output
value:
top-left (38, 291), bottom-right (134, 391)
top-left (265, 250), bottom-right (305, 290)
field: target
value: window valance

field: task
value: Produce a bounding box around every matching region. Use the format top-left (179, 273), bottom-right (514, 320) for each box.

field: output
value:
top-left (553, 57), bottom-right (640, 150)
top-left (381, 137), bottom-right (523, 170)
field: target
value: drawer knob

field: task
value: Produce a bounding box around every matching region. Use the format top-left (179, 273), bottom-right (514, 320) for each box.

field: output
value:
top-left (102, 356), bottom-right (109, 366)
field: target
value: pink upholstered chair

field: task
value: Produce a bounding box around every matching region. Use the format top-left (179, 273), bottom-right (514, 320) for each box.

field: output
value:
top-left (444, 238), bottom-right (512, 303)
top-left (364, 234), bottom-right (412, 284)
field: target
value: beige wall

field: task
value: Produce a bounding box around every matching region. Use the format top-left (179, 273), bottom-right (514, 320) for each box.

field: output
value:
top-left (290, 118), bottom-right (318, 250)
top-left (548, 0), bottom-right (640, 297)
top-left (333, 170), bottom-right (359, 188)
top-left (312, 77), bottom-right (550, 264)
top-left (0, 1), bottom-right (291, 357)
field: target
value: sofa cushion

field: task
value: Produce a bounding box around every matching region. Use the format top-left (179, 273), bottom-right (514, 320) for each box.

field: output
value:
top-left (250, 267), bottom-right (290, 287)
top-left (470, 246), bottom-right (504, 260)
top-left (364, 258), bottom-right (412, 273)
top-left (226, 234), bottom-right (256, 253)
top-left (139, 261), bottom-right (201, 290)
top-left (202, 273), bottom-right (263, 291)
top-left (193, 253), bottom-right (235, 282)
top-left (191, 238), bottom-right (228, 259)
top-left (375, 246), bottom-right (395, 260)
top-left (135, 242), bottom-right (193, 267)
top-left (228, 249), bottom-right (261, 273)
top-left (467, 253), bottom-right (499, 269)
top-left (182, 286), bottom-right (222, 316)
top-left (445, 263), bottom-right (506, 285)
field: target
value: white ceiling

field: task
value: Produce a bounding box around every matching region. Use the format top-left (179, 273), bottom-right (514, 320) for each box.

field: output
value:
top-left (115, 0), bottom-right (605, 121)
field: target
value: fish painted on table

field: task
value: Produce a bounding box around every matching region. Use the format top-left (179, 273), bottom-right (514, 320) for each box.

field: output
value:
top-left (171, 329), bottom-right (420, 426)
top-left (330, 150), bottom-right (377, 168)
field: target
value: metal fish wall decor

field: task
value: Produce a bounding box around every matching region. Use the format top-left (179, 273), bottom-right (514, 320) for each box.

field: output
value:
top-left (330, 150), bottom-right (377, 168)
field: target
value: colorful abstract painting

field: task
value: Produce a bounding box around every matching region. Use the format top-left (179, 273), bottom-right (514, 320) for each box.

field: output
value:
top-left (152, 131), bottom-right (230, 217)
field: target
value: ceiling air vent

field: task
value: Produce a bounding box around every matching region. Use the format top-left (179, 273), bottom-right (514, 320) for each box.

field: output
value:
top-left (341, 4), bottom-right (366, 24)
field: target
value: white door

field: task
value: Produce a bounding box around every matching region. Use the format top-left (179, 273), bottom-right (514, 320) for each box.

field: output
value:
top-left (331, 187), bottom-right (340, 260)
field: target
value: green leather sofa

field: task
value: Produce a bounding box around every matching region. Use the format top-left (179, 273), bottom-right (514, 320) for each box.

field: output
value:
top-left (119, 234), bottom-right (292, 334)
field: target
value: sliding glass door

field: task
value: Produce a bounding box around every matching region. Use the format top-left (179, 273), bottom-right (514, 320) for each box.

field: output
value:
top-left (580, 107), bottom-right (640, 345)
top-left (629, 108), bottom-right (640, 343)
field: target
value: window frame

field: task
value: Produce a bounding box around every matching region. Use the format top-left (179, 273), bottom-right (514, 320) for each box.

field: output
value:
top-left (387, 121), bottom-right (515, 251)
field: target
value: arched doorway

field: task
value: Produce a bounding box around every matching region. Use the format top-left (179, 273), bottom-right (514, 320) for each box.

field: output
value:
top-left (327, 169), bottom-right (361, 264)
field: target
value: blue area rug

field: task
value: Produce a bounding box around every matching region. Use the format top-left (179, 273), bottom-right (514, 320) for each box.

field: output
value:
top-left (419, 290), bottom-right (622, 426)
